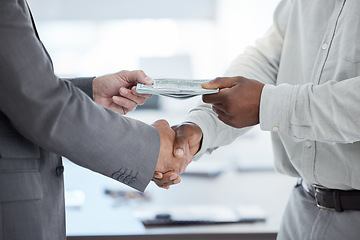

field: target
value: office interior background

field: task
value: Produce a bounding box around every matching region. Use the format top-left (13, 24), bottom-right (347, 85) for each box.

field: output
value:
top-left (27, 0), bottom-right (295, 237)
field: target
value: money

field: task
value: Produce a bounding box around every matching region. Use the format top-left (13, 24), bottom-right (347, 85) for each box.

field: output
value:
top-left (136, 78), bottom-right (219, 99)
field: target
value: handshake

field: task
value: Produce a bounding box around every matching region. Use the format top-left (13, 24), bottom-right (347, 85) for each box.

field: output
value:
top-left (151, 120), bottom-right (203, 189)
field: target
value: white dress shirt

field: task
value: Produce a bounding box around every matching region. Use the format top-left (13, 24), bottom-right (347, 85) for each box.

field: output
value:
top-left (185, 0), bottom-right (360, 190)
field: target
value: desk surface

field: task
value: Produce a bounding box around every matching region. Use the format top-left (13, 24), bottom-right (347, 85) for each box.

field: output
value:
top-left (64, 157), bottom-right (295, 239)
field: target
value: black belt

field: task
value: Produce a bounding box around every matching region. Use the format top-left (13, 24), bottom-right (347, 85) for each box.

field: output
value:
top-left (302, 181), bottom-right (360, 212)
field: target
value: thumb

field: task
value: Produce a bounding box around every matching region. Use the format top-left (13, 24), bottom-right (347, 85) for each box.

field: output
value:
top-left (174, 138), bottom-right (186, 158)
top-left (135, 70), bottom-right (153, 85)
top-left (153, 119), bottom-right (170, 129)
top-left (127, 70), bottom-right (153, 85)
top-left (201, 77), bottom-right (236, 90)
top-left (140, 76), bottom-right (154, 85)
top-left (172, 126), bottom-right (191, 158)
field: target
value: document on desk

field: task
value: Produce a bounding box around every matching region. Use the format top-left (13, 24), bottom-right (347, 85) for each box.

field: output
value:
top-left (136, 78), bottom-right (219, 99)
top-left (133, 204), bottom-right (266, 226)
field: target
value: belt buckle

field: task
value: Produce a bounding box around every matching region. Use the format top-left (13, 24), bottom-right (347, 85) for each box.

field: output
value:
top-left (312, 184), bottom-right (335, 211)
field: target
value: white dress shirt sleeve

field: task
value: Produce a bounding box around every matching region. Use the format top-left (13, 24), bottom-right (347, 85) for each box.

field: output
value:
top-left (261, 78), bottom-right (360, 144)
top-left (184, 0), bottom-right (292, 158)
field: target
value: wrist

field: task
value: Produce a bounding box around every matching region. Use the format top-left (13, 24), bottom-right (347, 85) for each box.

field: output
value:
top-left (92, 77), bottom-right (98, 99)
top-left (256, 82), bottom-right (265, 125)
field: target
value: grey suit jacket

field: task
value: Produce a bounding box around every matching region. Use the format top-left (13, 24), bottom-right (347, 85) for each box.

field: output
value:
top-left (0, 1), bottom-right (160, 239)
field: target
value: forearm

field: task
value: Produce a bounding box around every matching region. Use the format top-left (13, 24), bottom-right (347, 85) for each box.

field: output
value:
top-left (1, 75), bottom-right (159, 191)
top-left (261, 77), bottom-right (360, 144)
top-left (63, 77), bottom-right (94, 100)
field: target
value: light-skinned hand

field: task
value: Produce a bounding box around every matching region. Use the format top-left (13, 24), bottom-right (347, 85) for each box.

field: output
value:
top-left (202, 76), bottom-right (264, 128)
top-left (151, 120), bottom-right (192, 189)
top-left (93, 70), bottom-right (153, 115)
top-left (152, 122), bottom-right (202, 189)
top-left (152, 170), bottom-right (181, 190)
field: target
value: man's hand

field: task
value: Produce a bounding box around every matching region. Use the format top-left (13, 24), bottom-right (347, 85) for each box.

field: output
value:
top-left (151, 120), bottom-right (192, 189)
top-left (93, 70), bottom-right (152, 115)
top-left (152, 171), bottom-right (180, 190)
top-left (202, 77), bottom-right (265, 128)
top-left (152, 122), bottom-right (202, 189)
top-left (172, 122), bottom-right (203, 158)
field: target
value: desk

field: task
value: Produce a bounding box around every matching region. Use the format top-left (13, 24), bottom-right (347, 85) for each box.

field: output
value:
top-left (64, 158), bottom-right (295, 240)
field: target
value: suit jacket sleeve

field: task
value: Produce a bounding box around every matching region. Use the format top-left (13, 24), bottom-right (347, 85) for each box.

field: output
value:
top-left (0, 1), bottom-right (159, 192)
top-left (65, 77), bottom-right (94, 100)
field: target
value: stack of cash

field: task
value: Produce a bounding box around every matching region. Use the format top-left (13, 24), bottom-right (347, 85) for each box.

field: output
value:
top-left (136, 78), bottom-right (219, 99)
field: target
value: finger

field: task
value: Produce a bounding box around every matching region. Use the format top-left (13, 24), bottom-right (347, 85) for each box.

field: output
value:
top-left (202, 88), bottom-right (230, 104)
top-left (119, 87), bottom-right (147, 105)
top-left (167, 171), bottom-right (178, 181)
top-left (131, 86), bottom-right (152, 99)
top-left (210, 104), bottom-right (236, 127)
top-left (201, 77), bottom-right (237, 90)
top-left (152, 172), bottom-right (181, 186)
top-left (172, 126), bottom-right (192, 158)
top-left (153, 171), bottom-right (163, 179)
top-left (104, 102), bottom-right (126, 115)
top-left (212, 105), bottom-right (234, 125)
top-left (152, 179), bottom-right (170, 189)
top-left (152, 119), bottom-right (170, 128)
top-left (112, 95), bottom-right (137, 111)
top-left (156, 175), bottom-right (181, 185)
top-left (173, 176), bottom-right (181, 184)
top-left (212, 104), bottom-right (231, 117)
top-left (160, 186), bottom-right (170, 190)
top-left (153, 171), bottom-right (178, 181)
top-left (217, 114), bottom-right (236, 128)
top-left (131, 70), bottom-right (153, 85)
top-left (141, 76), bottom-right (154, 84)
top-left (211, 103), bottom-right (226, 112)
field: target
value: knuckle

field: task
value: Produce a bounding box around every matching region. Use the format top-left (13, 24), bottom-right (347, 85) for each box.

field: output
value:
top-left (122, 90), bottom-right (129, 96)
top-left (115, 97), bottom-right (125, 105)
top-left (158, 119), bottom-right (168, 126)
top-left (202, 95), bottom-right (209, 103)
top-left (119, 70), bottom-right (129, 75)
top-left (135, 70), bottom-right (145, 76)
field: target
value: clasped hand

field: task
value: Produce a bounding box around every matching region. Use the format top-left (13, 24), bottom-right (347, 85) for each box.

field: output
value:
top-left (151, 121), bottom-right (203, 189)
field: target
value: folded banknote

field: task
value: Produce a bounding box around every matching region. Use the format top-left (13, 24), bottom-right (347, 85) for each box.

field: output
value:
top-left (136, 78), bottom-right (219, 99)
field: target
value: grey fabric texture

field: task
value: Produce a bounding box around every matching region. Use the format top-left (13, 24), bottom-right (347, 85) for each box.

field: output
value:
top-left (277, 185), bottom-right (360, 240)
top-left (0, 1), bottom-right (160, 239)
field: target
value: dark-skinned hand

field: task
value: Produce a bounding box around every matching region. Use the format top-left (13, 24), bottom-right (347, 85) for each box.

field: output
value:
top-left (202, 76), bottom-right (264, 128)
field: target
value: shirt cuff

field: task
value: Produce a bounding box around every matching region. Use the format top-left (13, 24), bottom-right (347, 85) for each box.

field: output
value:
top-left (259, 83), bottom-right (298, 134)
top-left (184, 110), bottom-right (219, 161)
